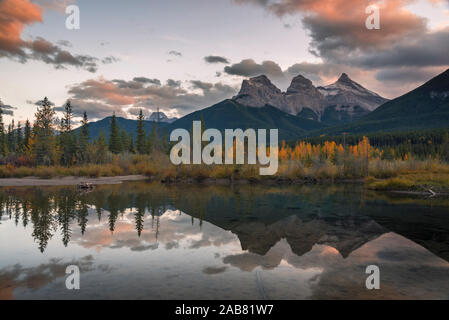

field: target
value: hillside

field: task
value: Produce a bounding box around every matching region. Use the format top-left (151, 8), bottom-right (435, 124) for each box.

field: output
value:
top-left (73, 116), bottom-right (166, 141)
top-left (308, 68), bottom-right (449, 136)
top-left (165, 99), bottom-right (326, 141)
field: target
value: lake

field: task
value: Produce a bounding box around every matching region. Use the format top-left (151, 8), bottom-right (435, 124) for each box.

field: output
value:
top-left (1, 181), bottom-right (448, 299)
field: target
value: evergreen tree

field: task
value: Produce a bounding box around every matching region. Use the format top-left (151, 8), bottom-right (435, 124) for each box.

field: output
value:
top-left (0, 108), bottom-right (5, 156)
top-left (108, 113), bottom-right (121, 154)
top-left (136, 109), bottom-right (146, 154)
top-left (94, 130), bottom-right (108, 164)
top-left (120, 129), bottom-right (130, 152)
top-left (79, 111), bottom-right (89, 163)
top-left (59, 100), bottom-right (76, 166)
top-left (24, 119), bottom-right (31, 151)
top-left (440, 132), bottom-right (449, 162)
top-left (33, 97), bottom-right (56, 165)
top-left (16, 121), bottom-right (23, 153)
top-left (6, 121), bottom-right (13, 154)
top-left (128, 133), bottom-right (135, 153)
top-left (148, 121), bottom-right (158, 153)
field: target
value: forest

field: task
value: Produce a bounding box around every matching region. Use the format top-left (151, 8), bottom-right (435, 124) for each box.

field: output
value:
top-left (1, 97), bottom-right (449, 193)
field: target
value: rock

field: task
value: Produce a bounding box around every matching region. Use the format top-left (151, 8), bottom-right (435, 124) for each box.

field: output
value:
top-left (232, 73), bottom-right (388, 123)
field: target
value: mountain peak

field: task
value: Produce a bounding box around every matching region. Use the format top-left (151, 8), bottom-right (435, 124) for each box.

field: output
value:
top-left (245, 75), bottom-right (278, 88)
top-left (337, 73), bottom-right (351, 83)
top-left (286, 74), bottom-right (314, 94)
top-left (232, 74), bottom-right (283, 108)
top-left (233, 73), bottom-right (387, 119)
top-left (148, 111), bottom-right (177, 123)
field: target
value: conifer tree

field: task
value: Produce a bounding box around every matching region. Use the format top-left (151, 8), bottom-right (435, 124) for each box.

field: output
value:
top-left (94, 130), bottom-right (108, 163)
top-left (79, 111), bottom-right (89, 163)
top-left (16, 121), bottom-right (23, 153)
top-left (24, 119), bottom-right (31, 151)
top-left (0, 108), bottom-right (5, 156)
top-left (136, 109), bottom-right (146, 154)
top-left (33, 97), bottom-right (56, 165)
top-left (60, 100), bottom-right (76, 165)
top-left (108, 113), bottom-right (122, 154)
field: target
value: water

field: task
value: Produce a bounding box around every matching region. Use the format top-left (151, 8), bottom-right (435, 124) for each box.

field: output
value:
top-left (0, 181), bottom-right (448, 300)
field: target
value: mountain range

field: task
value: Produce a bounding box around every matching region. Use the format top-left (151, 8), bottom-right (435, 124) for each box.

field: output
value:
top-left (233, 73), bottom-right (388, 125)
top-left (148, 111), bottom-right (178, 123)
top-left (80, 68), bottom-right (449, 141)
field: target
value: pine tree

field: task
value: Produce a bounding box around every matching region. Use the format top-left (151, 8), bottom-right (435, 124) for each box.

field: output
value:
top-left (120, 129), bottom-right (129, 152)
top-left (6, 122), bottom-right (13, 154)
top-left (94, 130), bottom-right (108, 164)
top-left (440, 132), bottom-right (449, 162)
top-left (79, 111), bottom-right (89, 163)
top-left (24, 119), bottom-right (31, 152)
top-left (16, 121), bottom-right (23, 153)
top-left (33, 97), bottom-right (56, 165)
top-left (63, 100), bottom-right (73, 131)
top-left (136, 109), bottom-right (146, 154)
top-left (0, 108), bottom-right (5, 156)
top-left (149, 121), bottom-right (158, 153)
top-left (128, 133), bottom-right (135, 153)
top-left (108, 113), bottom-right (122, 154)
top-left (59, 100), bottom-right (76, 165)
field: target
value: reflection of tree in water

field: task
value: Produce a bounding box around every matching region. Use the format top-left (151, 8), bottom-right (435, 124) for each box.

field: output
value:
top-left (30, 189), bottom-right (55, 253)
top-left (1, 182), bottom-right (449, 262)
top-left (0, 183), bottom-right (180, 252)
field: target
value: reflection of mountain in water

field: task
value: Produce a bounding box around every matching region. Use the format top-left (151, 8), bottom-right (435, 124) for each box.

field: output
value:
top-left (1, 182), bottom-right (448, 263)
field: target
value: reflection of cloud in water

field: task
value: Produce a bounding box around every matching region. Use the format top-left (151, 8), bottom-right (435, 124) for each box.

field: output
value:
top-left (70, 209), bottom-right (238, 253)
top-left (202, 266), bottom-right (228, 275)
top-left (223, 233), bottom-right (449, 299)
top-left (0, 255), bottom-right (112, 300)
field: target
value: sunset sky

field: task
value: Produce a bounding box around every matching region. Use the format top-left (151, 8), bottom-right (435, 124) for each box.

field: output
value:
top-left (1, 0), bottom-right (448, 124)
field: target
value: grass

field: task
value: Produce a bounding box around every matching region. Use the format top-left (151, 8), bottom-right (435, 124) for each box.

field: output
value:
top-left (1, 152), bottom-right (449, 192)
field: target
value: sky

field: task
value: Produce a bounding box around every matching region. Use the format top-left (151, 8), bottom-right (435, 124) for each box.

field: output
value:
top-left (0, 0), bottom-right (449, 125)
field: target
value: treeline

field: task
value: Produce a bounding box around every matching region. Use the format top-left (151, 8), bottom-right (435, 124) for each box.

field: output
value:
top-left (0, 97), bottom-right (167, 167)
top-left (301, 128), bottom-right (449, 161)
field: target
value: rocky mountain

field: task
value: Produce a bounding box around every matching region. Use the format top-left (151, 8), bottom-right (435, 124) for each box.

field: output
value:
top-left (148, 111), bottom-right (178, 123)
top-left (233, 73), bottom-right (388, 125)
top-left (313, 68), bottom-right (449, 136)
top-left (232, 75), bottom-right (285, 109)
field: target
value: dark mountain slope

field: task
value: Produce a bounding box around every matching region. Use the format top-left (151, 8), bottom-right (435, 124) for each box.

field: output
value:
top-left (166, 99), bottom-right (326, 141)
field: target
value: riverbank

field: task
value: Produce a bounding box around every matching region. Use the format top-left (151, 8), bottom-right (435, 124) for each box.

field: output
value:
top-left (1, 155), bottom-right (449, 192)
top-left (0, 175), bottom-right (147, 187)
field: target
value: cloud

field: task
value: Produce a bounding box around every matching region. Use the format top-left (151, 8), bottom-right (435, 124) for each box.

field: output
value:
top-left (204, 55), bottom-right (230, 64)
top-left (232, 0), bottom-right (449, 96)
top-left (133, 77), bottom-right (161, 86)
top-left (56, 40), bottom-right (72, 47)
top-left (102, 56), bottom-right (120, 64)
top-left (166, 79), bottom-right (182, 87)
top-left (64, 77), bottom-right (238, 119)
top-left (0, 99), bottom-right (16, 115)
top-left (374, 67), bottom-right (440, 83)
top-left (234, 0), bottom-right (427, 60)
top-left (353, 28), bottom-right (449, 69)
top-left (190, 80), bottom-right (214, 92)
top-left (0, 0), bottom-right (115, 72)
top-left (224, 59), bottom-right (284, 79)
top-left (168, 50), bottom-right (182, 57)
